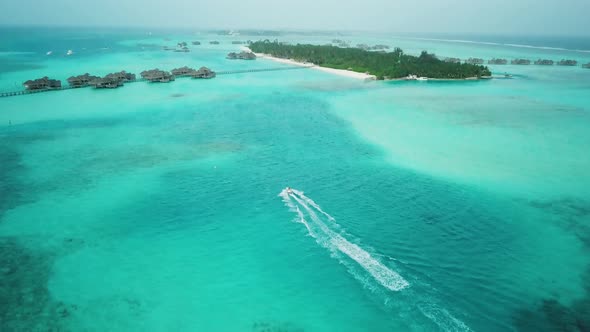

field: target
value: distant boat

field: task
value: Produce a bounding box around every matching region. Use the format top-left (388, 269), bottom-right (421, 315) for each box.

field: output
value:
top-left (46, 51), bottom-right (53, 56)
top-left (66, 50), bottom-right (73, 56)
top-left (416, 77), bottom-right (428, 81)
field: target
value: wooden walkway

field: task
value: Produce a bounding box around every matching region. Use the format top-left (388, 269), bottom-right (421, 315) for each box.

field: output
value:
top-left (0, 66), bottom-right (313, 99)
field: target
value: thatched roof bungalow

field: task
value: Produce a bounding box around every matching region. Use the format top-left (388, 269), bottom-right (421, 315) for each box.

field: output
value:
top-left (171, 66), bottom-right (196, 76)
top-left (91, 77), bottom-right (124, 89)
top-left (231, 41), bottom-right (244, 44)
top-left (488, 58), bottom-right (507, 65)
top-left (23, 77), bottom-right (62, 91)
top-left (511, 59), bottom-right (531, 65)
top-left (226, 51), bottom-right (256, 60)
top-left (557, 59), bottom-right (577, 66)
top-left (67, 73), bottom-right (100, 88)
top-left (191, 67), bottom-right (216, 79)
top-left (192, 41), bottom-right (201, 45)
top-left (583, 63), bottom-right (590, 69)
top-left (141, 69), bottom-right (175, 83)
top-left (465, 58), bottom-right (484, 65)
top-left (174, 46), bottom-right (190, 52)
top-left (105, 71), bottom-right (136, 82)
top-left (444, 57), bottom-right (461, 63)
top-left (210, 41), bottom-right (220, 45)
top-left (534, 59), bottom-right (554, 65)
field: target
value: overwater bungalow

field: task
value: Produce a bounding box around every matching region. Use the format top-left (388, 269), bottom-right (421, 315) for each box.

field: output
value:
top-left (67, 73), bottom-right (100, 88)
top-left (141, 69), bottom-right (175, 83)
top-left (174, 46), bottom-right (190, 52)
top-left (177, 42), bottom-right (188, 48)
top-left (583, 63), bottom-right (590, 69)
top-left (226, 51), bottom-right (256, 60)
top-left (488, 58), bottom-right (508, 65)
top-left (210, 41), bottom-right (220, 45)
top-left (105, 71), bottom-right (136, 82)
top-left (465, 58), bottom-right (484, 65)
top-left (557, 59), bottom-right (577, 66)
top-left (23, 77), bottom-right (62, 91)
top-left (192, 41), bottom-right (201, 45)
top-left (171, 66), bottom-right (196, 76)
top-left (91, 77), bottom-right (124, 89)
top-left (511, 59), bottom-right (531, 65)
top-left (445, 57), bottom-right (461, 63)
top-left (191, 67), bottom-right (216, 79)
top-left (231, 41), bottom-right (244, 44)
top-left (534, 59), bottom-right (554, 65)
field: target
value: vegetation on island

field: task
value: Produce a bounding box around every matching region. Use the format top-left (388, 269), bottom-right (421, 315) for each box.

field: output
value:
top-left (249, 40), bottom-right (491, 80)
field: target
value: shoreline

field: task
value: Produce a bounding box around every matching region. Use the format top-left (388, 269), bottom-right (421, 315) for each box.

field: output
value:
top-left (242, 47), bottom-right (377, 82)
top-left (242, 47), bottom-right (493, 82)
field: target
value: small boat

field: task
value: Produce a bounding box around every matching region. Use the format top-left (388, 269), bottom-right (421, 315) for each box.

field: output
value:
top-left (416, 77), bottom-right (428, 81)
top-left (46, 51), bottom-right (53, 56)
top-left (286, 187), bottom-right (293, 195)
top-left (66, 50), bottom-right (73, 56)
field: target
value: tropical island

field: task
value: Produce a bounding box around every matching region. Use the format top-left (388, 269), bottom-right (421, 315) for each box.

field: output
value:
top-left (248, 40), bottom-right (491, 80)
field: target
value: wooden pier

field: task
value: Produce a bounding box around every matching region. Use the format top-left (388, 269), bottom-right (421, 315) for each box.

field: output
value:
top-left (0, 66), bottom-right (313, 99)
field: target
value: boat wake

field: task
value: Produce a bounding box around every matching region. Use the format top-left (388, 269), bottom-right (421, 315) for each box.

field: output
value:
top-left (279, 188), bottom-right (409, 292)
top-left (279, 188), bottom-right (473, 331)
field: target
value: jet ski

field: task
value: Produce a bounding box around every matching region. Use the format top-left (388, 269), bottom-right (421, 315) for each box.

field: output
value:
top-left (286, 187), bottom-right (293, 195)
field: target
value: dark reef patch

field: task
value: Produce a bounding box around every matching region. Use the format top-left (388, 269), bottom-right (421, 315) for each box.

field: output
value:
top-left (513, 268), bottom-right (590, 332)
top-left (0, 237), bottom-right (71, 331)
top-left (0, 147), bottom-right (28, 221)
top-left (528, 197), bottom-right (590, 247)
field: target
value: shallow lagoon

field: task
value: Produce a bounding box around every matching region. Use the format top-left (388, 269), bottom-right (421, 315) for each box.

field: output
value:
top-left (1, 29), bottom-right (590, 331)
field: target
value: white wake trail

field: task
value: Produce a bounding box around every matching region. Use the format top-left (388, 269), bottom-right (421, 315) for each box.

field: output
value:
top-left (280, 188), bottom-right (472, 331)
top-left (284, 189), bottom-right (409, 292)
top-left (292, 189), bottom-right (335, 221)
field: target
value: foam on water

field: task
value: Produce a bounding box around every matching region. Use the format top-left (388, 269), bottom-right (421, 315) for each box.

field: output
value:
top-left (280, 189), bottom-right (475, 331)
top-left (280, 188), bottom-right (408, 292)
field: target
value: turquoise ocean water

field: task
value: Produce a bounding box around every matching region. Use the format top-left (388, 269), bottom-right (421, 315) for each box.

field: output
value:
top-left (1, 28), bottom-right (590, 331)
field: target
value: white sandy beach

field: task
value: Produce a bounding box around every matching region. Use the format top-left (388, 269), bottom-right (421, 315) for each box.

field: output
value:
top-left (241, 46), bottom-right (377, 82)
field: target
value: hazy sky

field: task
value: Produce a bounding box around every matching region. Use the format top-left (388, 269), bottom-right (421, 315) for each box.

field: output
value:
top-left (1, 0), bottom-right (589, 36)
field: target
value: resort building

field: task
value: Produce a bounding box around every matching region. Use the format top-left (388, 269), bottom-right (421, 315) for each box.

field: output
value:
top-left (465, 58), bottom-right (484, 65)
top-left (67, 73), bottom-right (101, 88)
top-left (557, 59), bottom-right (577, 66)
top-left (23, 77), bottom-right (62, 90)
top-left (369, 44), bottom-right (390, 50)
top-left (534, 59), bottom-right (554, 65)
top-left (511, 59), bottom-right (531, 65)
top-left (140, 69), bottom-right (175, 83)
top-left (91, 77), bottom-right (124, 89)
top-left (444, 57), bottom-right (461, 63)
top-left (104, 71), bottom-right (136, 82)
top-left (226, 51), bottom-right (257, 60)
top-left (171, 66), bottom-right (196, 76)
top-left (191, 67), bottom-right (216, 79)
top-left (488, 58), bottom-right (508, 65)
